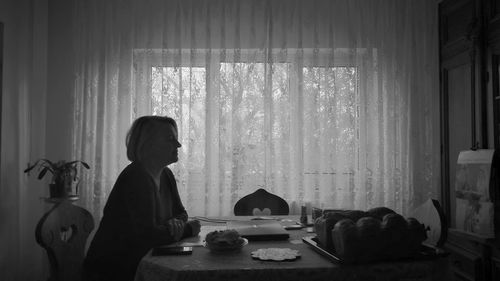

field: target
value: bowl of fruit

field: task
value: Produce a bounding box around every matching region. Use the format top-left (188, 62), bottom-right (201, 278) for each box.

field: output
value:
top-left (204, 229), bottom-right (248, 253)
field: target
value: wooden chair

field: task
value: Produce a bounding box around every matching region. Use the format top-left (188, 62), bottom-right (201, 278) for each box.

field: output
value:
top-left (36, 199), bottom-right (95, 281)
top-left (234, 188), bottom-right (289, 216)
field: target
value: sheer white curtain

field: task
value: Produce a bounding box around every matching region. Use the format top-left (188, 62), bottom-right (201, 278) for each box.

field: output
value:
top-left (73, 0), bottom-right (440, 220)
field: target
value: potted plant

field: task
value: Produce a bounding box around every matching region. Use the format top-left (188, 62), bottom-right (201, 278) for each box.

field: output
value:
top-left (24, 159), bottom-right (90, 198)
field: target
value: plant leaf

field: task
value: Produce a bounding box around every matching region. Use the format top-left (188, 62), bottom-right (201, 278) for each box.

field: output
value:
top-left (24, 158), bottom-right (89, 179)
top-left (66, 160), bottom-right (90, 169)
top-left (40, 158), bottom-right (55, 167)
top-left (24, 159), bottom-right (42, 173)
top-left (38, 167), bottom-right (48, 179)
top-left (40, 163), bottom-right (54, 173)
top-left (24, 165), bottom-right (35, 173)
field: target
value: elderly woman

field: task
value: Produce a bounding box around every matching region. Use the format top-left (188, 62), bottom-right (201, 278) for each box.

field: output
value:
top-left (84, 116), bottom-right (201, 281)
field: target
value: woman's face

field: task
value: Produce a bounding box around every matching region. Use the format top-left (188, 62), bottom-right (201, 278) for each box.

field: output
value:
top-left (148, 123), bottom-right (182, 166)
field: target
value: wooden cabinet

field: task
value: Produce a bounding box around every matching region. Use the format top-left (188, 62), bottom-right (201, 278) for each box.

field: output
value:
top-left (439, 0), bottom-right (477, 58)
top-left (446, 229), bottom-right (492, 281)
top-left (0, 22), bottom-right (3, 176)
top-left (440, 0), bottom-right (500, 280)
top-left (448, 246), bottom-right (483, 281)
top-left (489, 0), bottom-right (500, 151)
top-left (486, 0), bottom-right (500, 25)
top-left (492, 247), bottom-right (500, 280)
top-left (439, 0), bottom-right (483, 231)
top-left (491, 55), bottom-right (500, 149)
top-left (441, 53), bottom-right (474, 231)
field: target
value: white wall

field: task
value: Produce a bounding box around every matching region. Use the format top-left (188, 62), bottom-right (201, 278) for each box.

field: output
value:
top-left (0, 0), bottom-right (96, 279)
top-left (0, 0), bottom-right (49, 280)
top-left (46, 0), bottom-right (75, 160)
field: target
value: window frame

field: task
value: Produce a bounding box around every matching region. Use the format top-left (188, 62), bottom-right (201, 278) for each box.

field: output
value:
top-left (133, 47), bottom-right (372, 175)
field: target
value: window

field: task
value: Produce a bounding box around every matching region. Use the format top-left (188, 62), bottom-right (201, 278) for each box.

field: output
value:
top-left (151, 66), bottom-right (207, 171)
top-left (136, 48), bottom-right (364, 213)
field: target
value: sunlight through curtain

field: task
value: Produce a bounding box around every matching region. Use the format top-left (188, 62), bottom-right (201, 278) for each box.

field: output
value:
top-left (72, 0), bottom-right (440, 220)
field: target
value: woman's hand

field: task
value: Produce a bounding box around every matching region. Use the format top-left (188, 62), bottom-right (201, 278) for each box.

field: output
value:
top-left (167, 218), bottom-right (185, 241)
top-left (187, 220), bottom-right (201, 236)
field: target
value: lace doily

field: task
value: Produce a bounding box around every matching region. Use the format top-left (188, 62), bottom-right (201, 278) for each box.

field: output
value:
top-left (251, 248), bottom-right (301, 261)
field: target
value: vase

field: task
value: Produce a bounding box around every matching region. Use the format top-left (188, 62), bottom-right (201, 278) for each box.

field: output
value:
top-left (49, 183), bottom-right (70, 198)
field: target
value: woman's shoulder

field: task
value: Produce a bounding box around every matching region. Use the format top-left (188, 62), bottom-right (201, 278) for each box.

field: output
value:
top-left (161, 167), bottom-right (176, 185)
top-left (116, 162), bottom-right (151, 185)
top-left (162, 166), bottom-right (174, 176)
top-left (121, 161), bottom-right (147, 174)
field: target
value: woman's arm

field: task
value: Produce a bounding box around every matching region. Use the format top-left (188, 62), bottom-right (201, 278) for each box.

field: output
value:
top-left (164, 168), bottom-right (189, 222)
top-left (123, 168), bottom-right (180, 246)
top-left (164, 168), bottom-right (199, 237)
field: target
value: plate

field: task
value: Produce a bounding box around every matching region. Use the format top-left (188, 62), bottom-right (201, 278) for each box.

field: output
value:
top-left (302, 236), bottom-right (448, 264)
top-left (204, 237), bottom-right (248, 253)
top-left (251, 248), bottom-right (301, 261)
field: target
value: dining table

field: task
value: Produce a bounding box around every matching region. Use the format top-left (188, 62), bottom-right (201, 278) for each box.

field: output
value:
top-left (134, 215), bottom-right (452, 281)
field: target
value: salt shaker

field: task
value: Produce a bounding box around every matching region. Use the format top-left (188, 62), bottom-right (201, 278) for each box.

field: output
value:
top-left (300, 205), bottom-right (308, 225)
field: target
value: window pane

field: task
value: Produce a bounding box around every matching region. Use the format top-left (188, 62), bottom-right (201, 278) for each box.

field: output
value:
top-left (151, 66), bottom-right (206, 172)
top-left (150, 62), bottom-right (359, 212)
top-left (302, 66), bottom-right (358, 206)
top-left (218, 62), bottom-right (290, 191)
top-left (303, 66), bottom-right (358, 158)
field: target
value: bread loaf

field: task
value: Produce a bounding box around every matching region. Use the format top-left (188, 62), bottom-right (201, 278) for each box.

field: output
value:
top-left (318, 207), bottom-right (428, 262)
top-left (314, 212), bottom-right (347, 250)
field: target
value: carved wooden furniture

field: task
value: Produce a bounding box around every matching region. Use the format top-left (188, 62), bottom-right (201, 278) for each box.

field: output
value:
top-left (233, 188), bottom-right (289, 216)
top-left (0, 22), bottom-right (3, 177)
top-left (439, 0), bottom-right (500, 280)
top-left (36, 198), bottom-right (94, 281)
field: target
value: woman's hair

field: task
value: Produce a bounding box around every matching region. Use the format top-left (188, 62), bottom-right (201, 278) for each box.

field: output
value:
top-left (126, 116), bottom-right (178, 162)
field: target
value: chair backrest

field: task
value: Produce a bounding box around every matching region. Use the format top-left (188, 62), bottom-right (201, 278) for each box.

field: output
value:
top-left (234, 188), bottom-right (289, 216)
top-left (36, 200), bottom-right (95, 281)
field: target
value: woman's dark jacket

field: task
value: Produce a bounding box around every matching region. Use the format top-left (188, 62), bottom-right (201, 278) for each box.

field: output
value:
top-left (84, 162), bottom-right (192, 281)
